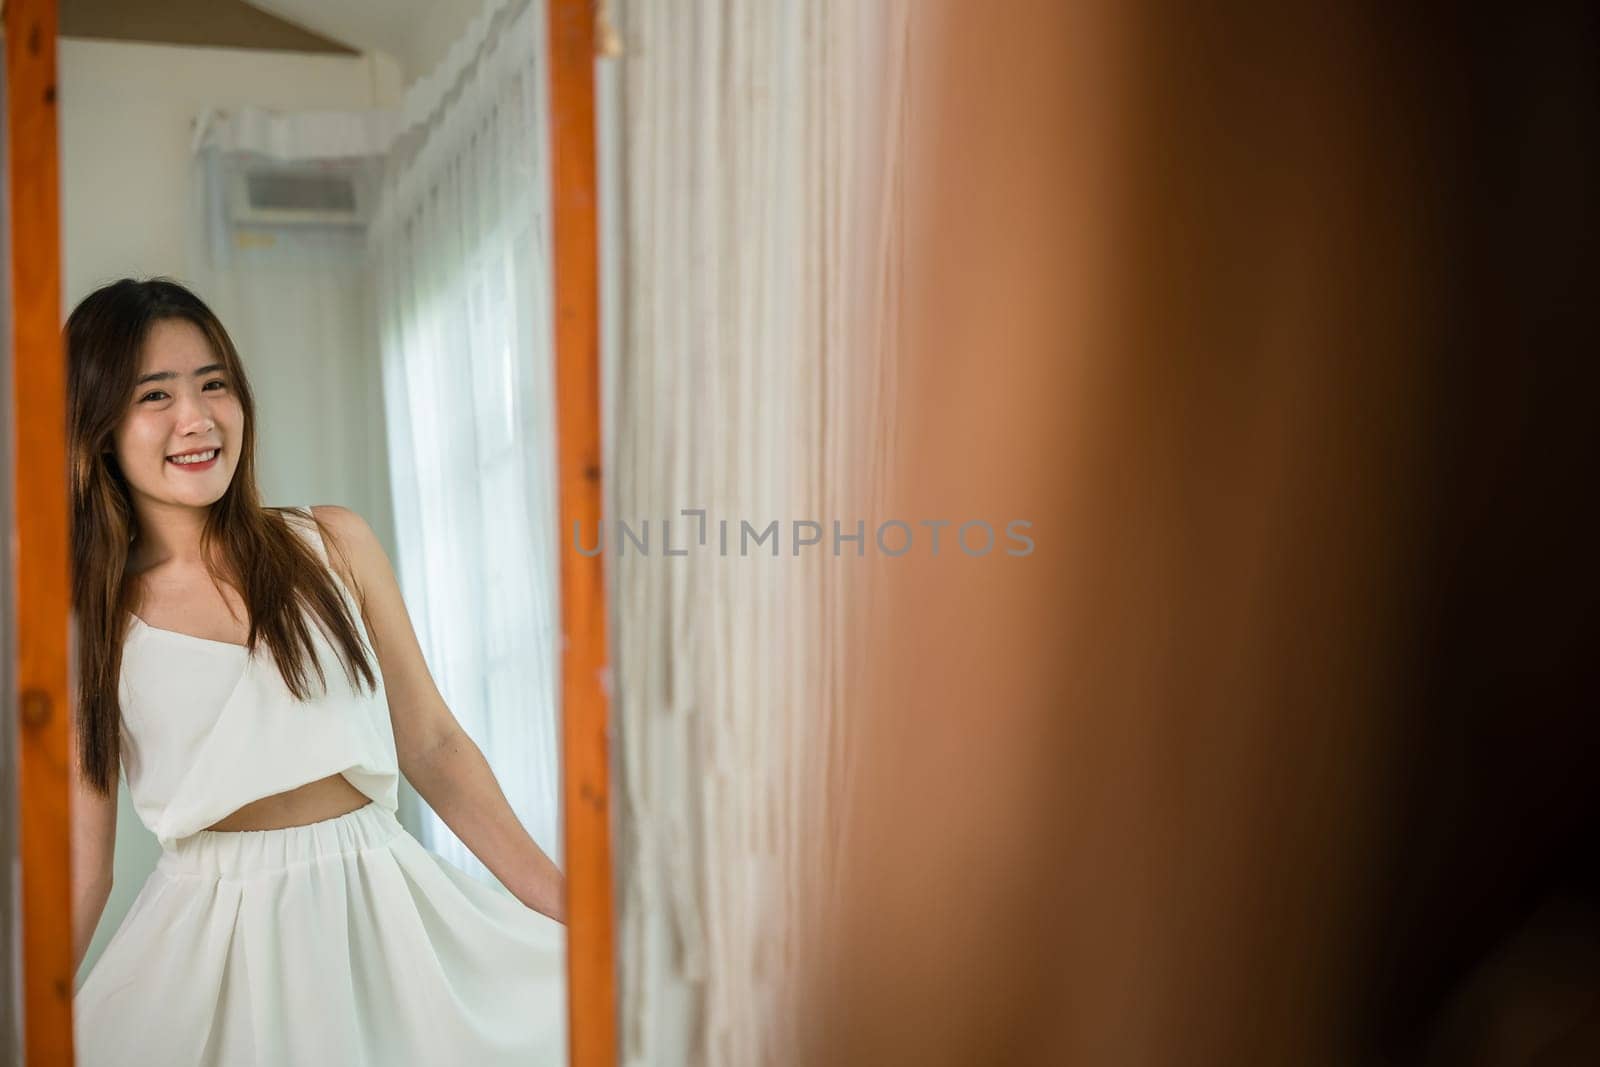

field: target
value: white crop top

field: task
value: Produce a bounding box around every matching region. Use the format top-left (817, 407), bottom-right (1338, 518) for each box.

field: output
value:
top-left (118, 506), bottom-right (399, 849)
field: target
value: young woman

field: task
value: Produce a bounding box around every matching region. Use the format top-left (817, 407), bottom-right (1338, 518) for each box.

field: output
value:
top-left (67, 277), bottom-right (567, 1065)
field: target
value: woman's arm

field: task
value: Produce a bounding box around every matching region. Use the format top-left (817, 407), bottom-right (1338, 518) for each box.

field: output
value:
top-left (71, 722), bottom-right (118, 973)
top-left (311, 505), bottom-right (567, 924)
top-left (400, 727), bottom-right (567, 923)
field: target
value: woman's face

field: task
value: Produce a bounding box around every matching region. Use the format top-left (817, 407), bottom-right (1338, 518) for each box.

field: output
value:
top-left (112, 318), bottom-right (243, 510)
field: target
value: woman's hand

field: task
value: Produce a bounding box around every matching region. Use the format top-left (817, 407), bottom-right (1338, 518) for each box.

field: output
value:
top-left (404, 726), bottom-right (568, 923)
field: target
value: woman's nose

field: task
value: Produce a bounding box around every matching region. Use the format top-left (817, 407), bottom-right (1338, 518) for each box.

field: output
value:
top-left (173, 390), bottom-right (216, 432)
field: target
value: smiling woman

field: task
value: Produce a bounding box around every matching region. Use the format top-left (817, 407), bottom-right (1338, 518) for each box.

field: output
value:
top-left (62, 277), bottom-right (567, 1065)
top-left (115, 320), bottom-right (241, 498)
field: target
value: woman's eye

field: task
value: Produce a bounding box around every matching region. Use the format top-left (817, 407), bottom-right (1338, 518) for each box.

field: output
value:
top-left (138, 380), bottom-right (225, 403)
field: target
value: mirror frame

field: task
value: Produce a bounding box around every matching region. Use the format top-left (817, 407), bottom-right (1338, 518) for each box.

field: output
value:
top-left (547, 1), bottom-right (618, 1064)
top-left (3, 0), bottom-right (618, 1061)
top-left (6, 0), bottom-right (72, 1060)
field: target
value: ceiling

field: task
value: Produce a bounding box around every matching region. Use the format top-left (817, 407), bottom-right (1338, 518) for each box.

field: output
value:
top-left (57, 0), bottom-right (479, 84)
top-left (59, 0), bottom-right (358, 55)
top-left (237, 0), bottom-right (439, 64)
top-left (244, 0), bottom-right (482, 82)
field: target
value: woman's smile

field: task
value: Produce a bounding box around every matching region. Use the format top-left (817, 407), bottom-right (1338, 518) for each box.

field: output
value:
top-left (167, 446), bottom-right (221, 472)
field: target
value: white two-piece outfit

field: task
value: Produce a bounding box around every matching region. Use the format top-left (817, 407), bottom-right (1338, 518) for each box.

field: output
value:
top-left (73, 507), bottom-right (566, 1065)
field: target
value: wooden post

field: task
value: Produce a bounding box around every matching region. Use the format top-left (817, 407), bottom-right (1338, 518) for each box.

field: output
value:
top-left (4, 0), bottom-right (74, 1062)
top-left (547, 2), bottom-right (617, 1065)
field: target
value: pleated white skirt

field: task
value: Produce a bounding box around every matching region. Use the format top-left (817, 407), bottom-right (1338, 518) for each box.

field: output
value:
top-left (73, 801), bottom-right (566, 1066)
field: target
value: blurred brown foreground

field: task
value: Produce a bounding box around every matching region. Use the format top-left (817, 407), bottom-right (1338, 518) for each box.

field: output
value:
top-left (810, 2), bottom-right (1600, 1065)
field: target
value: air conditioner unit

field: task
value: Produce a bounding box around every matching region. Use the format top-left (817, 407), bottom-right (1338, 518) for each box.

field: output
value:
top-left (226, 166), bottom-right (370, 228)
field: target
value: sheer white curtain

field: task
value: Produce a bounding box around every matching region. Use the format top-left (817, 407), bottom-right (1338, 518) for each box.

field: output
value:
top-left (607, 2), bottom-right (910, 1064)
top-left (370, 0), bottom-right (564, 880)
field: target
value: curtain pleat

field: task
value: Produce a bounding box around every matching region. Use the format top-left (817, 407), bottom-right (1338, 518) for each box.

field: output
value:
top-left (369, 0), bottom-right (565, 880)
top-left (608, 3), bottom-right (909, 1062)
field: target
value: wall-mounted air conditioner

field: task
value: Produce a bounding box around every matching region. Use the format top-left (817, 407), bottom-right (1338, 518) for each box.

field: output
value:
top-left (226, 166), bottom-right (370, 228)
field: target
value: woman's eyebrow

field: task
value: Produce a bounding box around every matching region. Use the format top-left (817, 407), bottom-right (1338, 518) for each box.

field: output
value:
top-left (134, 362), bottom-right (225, 387)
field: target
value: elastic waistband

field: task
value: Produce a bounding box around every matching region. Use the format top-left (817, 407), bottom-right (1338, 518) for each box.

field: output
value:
top-left (157, 801), bottom-right (404, 880)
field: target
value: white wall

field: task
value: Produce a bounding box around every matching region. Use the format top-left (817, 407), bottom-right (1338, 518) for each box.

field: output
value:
top-left (400, 0), bottom-right (488, 84)
top-left (59, 36), bottom-right (403, 986)
top-left (61, 38), bottom-right (401, 306)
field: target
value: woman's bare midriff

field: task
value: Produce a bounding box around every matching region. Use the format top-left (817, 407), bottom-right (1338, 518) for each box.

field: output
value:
top-left (201, 772), bottom-right (371, 832)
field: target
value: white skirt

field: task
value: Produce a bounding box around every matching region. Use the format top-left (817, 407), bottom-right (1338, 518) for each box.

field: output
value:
top-left (73, 801), bottom-right (566, 1066)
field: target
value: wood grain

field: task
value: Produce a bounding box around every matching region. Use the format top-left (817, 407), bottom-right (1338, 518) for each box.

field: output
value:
top-left (546, 2), bottom-right (617, 1065)
top-left (5, 0), bottom-right (74, 1061)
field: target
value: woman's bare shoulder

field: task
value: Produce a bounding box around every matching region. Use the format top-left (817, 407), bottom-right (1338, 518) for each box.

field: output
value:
top-left (304, 505), bottom-right (384, 605)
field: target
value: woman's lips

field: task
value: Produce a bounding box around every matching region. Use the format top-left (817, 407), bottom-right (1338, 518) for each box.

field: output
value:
top-left (167, 448), bottom-right (220, 472)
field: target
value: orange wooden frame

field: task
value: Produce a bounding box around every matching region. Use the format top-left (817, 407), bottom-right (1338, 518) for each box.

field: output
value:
top-left (5, 0), bottom-right (73, 1061)
top-left (6, 0), bottom-right (617, 1062)
top-left (547, 1), bottom-right (618, 1065)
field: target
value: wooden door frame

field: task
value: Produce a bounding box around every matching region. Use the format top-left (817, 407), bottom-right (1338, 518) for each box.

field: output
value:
top-left (5, 0), bottom-right (73, 1062)
top-left (5, 0), bottom-right (618, 1061)
top-left (547, 2), bottom-right (618, 1065)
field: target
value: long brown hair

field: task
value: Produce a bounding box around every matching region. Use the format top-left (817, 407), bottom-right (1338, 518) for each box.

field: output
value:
top-left (66, 277), bottom-right (378, 796)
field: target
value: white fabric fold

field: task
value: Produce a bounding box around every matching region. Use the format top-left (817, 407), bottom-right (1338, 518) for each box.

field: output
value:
top-left (74, 802), bottom-right (566, 1065)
